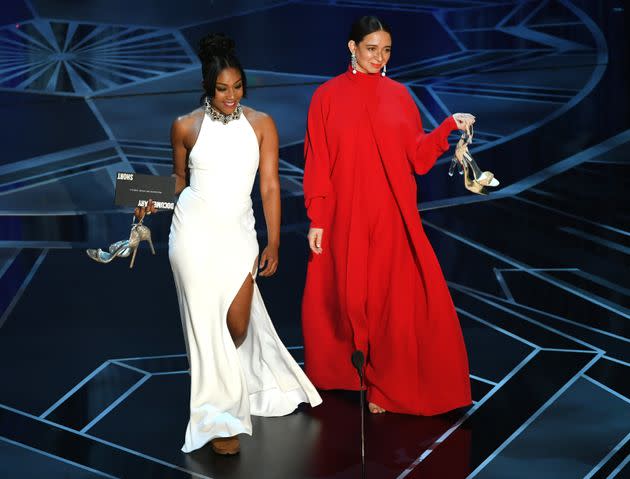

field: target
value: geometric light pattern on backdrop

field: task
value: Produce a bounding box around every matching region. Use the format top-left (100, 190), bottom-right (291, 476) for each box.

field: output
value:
top-left (390, 0), bottom-right (603, 154)
top-left (0, 1), bottom-right (609, 215)
top-left (0, 3), bottom-right (628, 479)
top-left (0, 19), bottom-right (195, 95)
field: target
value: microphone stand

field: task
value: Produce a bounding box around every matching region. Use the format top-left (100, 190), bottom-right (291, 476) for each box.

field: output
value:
top-left (351, 350), bottom-right (366, 479)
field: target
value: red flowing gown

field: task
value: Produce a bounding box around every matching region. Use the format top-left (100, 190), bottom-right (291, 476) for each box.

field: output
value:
top-left (301, 67), bottom-right (471, 415)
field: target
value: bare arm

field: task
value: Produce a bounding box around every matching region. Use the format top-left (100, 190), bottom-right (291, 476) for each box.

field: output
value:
top-left (171, 117), bottom-right (190, 196)
top-left (257, 114), bottom-right (280, 276)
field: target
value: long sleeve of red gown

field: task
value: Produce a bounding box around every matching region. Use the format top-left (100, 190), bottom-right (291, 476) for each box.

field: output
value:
top-left (408, 99), bottom-right (458, 175)
top-left (302, 70), bottom-right (471, 416)
top-left (303, 88), bottom-right (332, 229)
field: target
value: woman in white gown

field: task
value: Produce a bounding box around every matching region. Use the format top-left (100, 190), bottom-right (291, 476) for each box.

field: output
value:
top-left (138, 33), bottom-right (321, 455)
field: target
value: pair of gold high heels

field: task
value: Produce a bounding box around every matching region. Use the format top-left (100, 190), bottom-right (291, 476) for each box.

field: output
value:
top-left (449, 127), bottom-right (499, 195)
top-left (86, 217), bottom-right (155, 268)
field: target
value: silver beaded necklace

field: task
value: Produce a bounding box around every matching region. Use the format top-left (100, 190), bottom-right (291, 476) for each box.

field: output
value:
top-left (203, 97), bottom-right (242, 125)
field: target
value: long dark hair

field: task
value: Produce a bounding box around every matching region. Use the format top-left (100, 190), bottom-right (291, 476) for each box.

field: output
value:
top-left (198, 33), bottom-right (247, 99)
top-left (348, 15), bottom-right (392, 44)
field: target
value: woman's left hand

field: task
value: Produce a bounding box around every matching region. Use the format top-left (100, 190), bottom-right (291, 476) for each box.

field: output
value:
top-left (453, 113), bottom-right (476, 133)
top-left (259, 244), bottom-right (279, 277)
top-left (134, 199), bottom-right (157, 221)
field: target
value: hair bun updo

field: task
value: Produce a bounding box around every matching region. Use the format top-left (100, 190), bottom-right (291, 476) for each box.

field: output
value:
top-left (197, 32), bottom-right (247, 100)
top-left (198, 33), bottom-right (236, 63)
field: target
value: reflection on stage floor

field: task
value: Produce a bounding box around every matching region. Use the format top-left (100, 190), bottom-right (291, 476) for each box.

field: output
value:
top-left (1, 1), bottom-right (628, 478)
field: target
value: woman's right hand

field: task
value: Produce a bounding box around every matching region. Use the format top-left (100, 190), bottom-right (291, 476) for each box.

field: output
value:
top-left (453, 113), bottom-right (476, 133)
top-left (308, 227), bottom-right (324, 255)
top-left (134, 199), bottom-right (157, 221)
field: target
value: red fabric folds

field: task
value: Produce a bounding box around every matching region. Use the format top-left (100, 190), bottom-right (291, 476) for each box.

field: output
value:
top-left (302, 67), bottom-right (471, 415)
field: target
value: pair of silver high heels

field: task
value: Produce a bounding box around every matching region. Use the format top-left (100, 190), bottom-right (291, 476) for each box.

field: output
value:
top-left (449, 127), bottom-right (500, 195)
top-left (86, 217), bottom-right (155, 268)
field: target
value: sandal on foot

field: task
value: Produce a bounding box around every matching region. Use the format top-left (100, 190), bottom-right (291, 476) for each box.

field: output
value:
top-left (210, 436), bottom-right (240, 455)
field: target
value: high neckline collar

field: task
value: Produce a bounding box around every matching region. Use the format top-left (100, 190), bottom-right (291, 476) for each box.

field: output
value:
top-left (345, 64), bottom-right (382, 82)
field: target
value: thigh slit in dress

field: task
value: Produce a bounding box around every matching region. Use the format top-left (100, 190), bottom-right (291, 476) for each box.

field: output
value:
top-left (169, 112), bottom-right (321, 453)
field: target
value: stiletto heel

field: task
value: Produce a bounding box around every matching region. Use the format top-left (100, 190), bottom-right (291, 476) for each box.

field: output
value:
top-left (451, 127), bottom-right (499, 195)
top-left (147, 237), bottom-right (156, 255)
top-left (448, 156), bottom-right (463, 177)
top-left (126, 218), bottom-right (153, 268)
top-left (129, 245), bottom-right (139, 269)
top-left (86, 216), bottom-right (155, 267)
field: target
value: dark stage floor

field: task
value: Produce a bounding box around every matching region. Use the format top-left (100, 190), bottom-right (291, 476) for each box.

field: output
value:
top-left (1, 1), bottom-right (629, 478)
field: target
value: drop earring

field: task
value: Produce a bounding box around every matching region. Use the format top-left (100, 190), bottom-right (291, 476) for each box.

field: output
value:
top-left (351, 53), bottom-right (357, 74)
top-left (381, 64), bottom-right (387, 77)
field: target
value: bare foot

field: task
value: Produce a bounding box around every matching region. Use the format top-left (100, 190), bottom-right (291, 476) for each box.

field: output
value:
top-left (368, 402), bottom-right (386, 414)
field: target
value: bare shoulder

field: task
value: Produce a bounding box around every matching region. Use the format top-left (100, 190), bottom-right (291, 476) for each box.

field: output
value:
top-left (243, 105), bottom-right (274, 126)
top-left (173, 108), bottom-right (203, 131)
top-left (171, 108), bottom-right (204, 147)
top-left (243, 106), bottom-right (277, 138)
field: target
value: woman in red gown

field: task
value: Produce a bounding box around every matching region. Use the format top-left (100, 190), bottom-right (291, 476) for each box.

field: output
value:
top-left (302, 16), bottom-right (473, 415)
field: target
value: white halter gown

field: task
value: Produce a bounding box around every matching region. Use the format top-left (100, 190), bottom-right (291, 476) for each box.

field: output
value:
top-left (168, 110), bottom-right (322, 453)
